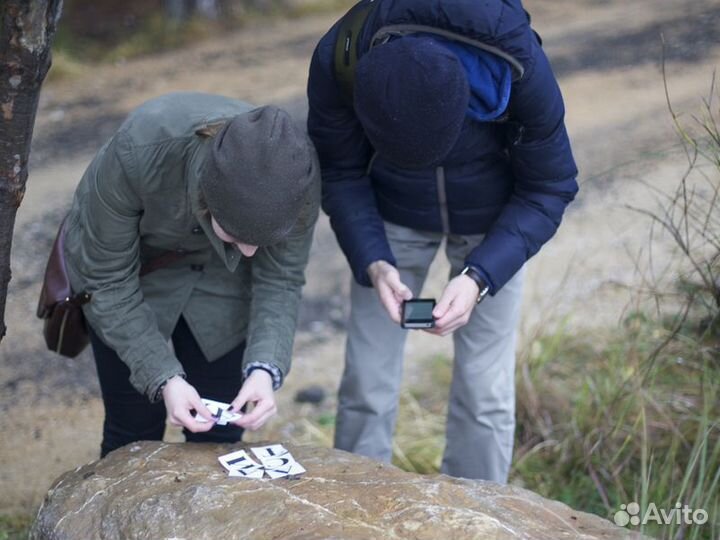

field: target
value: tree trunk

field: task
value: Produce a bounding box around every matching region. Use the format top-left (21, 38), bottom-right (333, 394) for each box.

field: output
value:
top-left (0, 0), bottom-right (63, 341)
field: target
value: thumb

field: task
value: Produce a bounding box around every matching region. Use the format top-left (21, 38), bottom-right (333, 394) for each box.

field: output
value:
top-left (433, 289), bottom-right (454, 318)
top-left (230, 382), bottom-right (253, 412)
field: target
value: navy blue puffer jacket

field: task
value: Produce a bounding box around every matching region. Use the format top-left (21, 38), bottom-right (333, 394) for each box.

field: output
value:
top-left (307, 0), bottom-right (578, 293)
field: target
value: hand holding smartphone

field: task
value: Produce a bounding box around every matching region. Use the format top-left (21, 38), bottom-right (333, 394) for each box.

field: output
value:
top-left (401, 299), bottom-right (436, 329)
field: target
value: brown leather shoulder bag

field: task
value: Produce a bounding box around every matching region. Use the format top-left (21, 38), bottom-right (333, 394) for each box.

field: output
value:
top-left (37, 217), bottom-right (186, 358)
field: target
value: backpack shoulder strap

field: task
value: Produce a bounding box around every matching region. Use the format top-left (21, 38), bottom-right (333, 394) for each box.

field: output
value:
top-left (333, 0), bottom-right (378, 102)
top-left (369, 24), bottom-right (525, 81)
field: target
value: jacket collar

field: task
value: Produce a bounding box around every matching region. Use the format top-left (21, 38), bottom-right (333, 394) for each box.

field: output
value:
top-left (187, 138), bottom-right (242, 273)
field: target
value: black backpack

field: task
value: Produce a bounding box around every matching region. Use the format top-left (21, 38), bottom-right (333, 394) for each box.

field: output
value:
top-left (332, 0), bottom-right (531, 104)
top-left (333, 0), bottom-right (378, 102)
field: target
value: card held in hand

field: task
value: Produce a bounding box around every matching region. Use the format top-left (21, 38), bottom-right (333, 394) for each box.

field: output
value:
top-left (198, 398), bottom-right (243, 425)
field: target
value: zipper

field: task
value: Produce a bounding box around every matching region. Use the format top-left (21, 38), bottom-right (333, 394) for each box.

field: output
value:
top-left (366, 152), bottom-right (378, 176)
top-left (436, 166), bottom-right (450, 234)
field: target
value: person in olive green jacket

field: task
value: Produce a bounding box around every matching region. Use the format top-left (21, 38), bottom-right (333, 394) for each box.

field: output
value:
top-left (64, 92), bottom-right (320, 456)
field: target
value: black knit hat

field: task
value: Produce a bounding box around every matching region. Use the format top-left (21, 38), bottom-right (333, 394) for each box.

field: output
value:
top-left (201, 105), bottom-right (319, 246)
top-left (354, 36), bottom-right (469, 170)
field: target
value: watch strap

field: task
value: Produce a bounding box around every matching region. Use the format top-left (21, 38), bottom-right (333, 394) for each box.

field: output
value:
top-left (461, 265), bottom-right (490, 303)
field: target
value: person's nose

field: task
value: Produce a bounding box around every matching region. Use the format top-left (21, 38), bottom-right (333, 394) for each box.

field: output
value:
top-left (236, 243), bottom-right (258, 257)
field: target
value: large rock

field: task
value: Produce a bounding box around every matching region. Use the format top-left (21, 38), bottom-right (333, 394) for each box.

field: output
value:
top-left (31, 441), bottom-right (639, 539)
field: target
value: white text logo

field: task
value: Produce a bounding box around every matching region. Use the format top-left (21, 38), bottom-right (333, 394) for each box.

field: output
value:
top-left (614, 502), bottom-right (708, 527)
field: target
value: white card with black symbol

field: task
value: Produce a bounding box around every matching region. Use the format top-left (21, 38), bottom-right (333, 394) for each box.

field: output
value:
top-left (218, 449), bottom-right (263, 478)
top-left (251, 445), bottom-right (305, 477)
top-left (199, 398), bottom-right (243, 425)
top-left (251, 444), bottom-right (289, 460)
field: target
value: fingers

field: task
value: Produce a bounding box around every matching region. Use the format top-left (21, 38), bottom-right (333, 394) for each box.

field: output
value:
top-left (377, 283), bottom-right (402, 323)
top-left (168, 407), bottom-right (214, 433)
top-left (386, 270), bottom-right (413, 301)
top-left (433, 290), bottom-right (454, 319)
top-left (228, 370), bottom-right (276, 430)
top-left (230, 388), bottom-right (249, 415)
top-left (229, 377), bottom-right (257, 414)
top-left (164, 371), bottom-right (277, 434)
top-left (429, 286), bottom-right (462, 334)
top-left (190, 394), bottom-right (215, 423)
top-left (435, 308), bottom-right (469, 335)
top-left (424, 315), bottom-right (469, 337)
top-left (163, 378), bottom-right (216, 432)
top-left (377, 268), bottom-right (413, 324)
top-left (369, 262), bottom-right (414, 324)
top-left (236, 399), bottom-right (277, 431)
top-left (428, 296), bottom-right (471, 336)
top-left (428, 277), bottom-right (479, 335)
top-left (434, 302), bottom-right (464, 327)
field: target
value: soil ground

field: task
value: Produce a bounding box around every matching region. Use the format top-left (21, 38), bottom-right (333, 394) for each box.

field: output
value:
top-left (1, 0), bottom-right (719, 520)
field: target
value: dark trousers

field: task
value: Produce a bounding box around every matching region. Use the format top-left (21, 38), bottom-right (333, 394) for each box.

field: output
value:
top-left (90, 317), bottom-right (245, 457)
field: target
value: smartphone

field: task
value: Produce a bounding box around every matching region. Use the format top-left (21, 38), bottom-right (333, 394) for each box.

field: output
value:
top-left (401, 299), bottom-right (436, 329)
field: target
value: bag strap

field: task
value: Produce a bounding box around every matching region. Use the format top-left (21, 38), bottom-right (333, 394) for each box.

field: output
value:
top-left (333, 0), bottom-right (378, 103)
top-left (368, 24), bottom-right (525, 81)
top-left (139, 250), bottom-right (188, 277)
top-left (38, 216), bottom-right (190, 318)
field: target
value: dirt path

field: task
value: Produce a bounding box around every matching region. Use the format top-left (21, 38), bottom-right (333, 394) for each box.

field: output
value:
top-left (1, 0), bottom-right (719, 516)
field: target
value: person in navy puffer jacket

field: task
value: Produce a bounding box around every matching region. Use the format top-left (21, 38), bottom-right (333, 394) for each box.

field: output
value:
top-left (307, 0), bottom-right (578, 482)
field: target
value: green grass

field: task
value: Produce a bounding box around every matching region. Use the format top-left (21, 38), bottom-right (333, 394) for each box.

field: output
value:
top-left (46, 50), bottom-right (87, 83)
top-left (296, 311), bottom-right (719, 540)
top-left (52, 14), bottom-right (222, 64)
top-left (512, 317), bottom-right (719, 540)
top-left (49, 0), bottom-right (353, 71)
top-left (0, 514), bottom-right (33, 540)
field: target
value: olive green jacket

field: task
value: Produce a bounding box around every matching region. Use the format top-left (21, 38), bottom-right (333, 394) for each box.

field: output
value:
top-left (64, 92), bottom-right (320, 401)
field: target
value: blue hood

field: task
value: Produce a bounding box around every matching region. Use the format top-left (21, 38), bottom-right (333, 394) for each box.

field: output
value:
top-left (438, 38), bottom-right (512, 121)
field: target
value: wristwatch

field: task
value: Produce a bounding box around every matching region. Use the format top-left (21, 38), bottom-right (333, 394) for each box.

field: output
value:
top-left (460, 265), bottom-right (490, 304)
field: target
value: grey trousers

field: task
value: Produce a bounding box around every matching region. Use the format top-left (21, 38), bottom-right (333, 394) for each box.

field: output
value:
top-left (334, 221), bottom-right (525, 482)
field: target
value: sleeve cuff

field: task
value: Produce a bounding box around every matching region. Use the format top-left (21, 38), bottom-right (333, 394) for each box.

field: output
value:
top-left (149, 370), bottom-right (186, 403)
top-left (243, 362), bottom-right (283, 390)
top-left (356, 256), bottom-right (397, 288)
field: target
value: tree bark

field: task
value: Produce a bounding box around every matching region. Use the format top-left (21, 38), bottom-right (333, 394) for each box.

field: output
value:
top-left (0, 0), bottom-right (63, 341)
